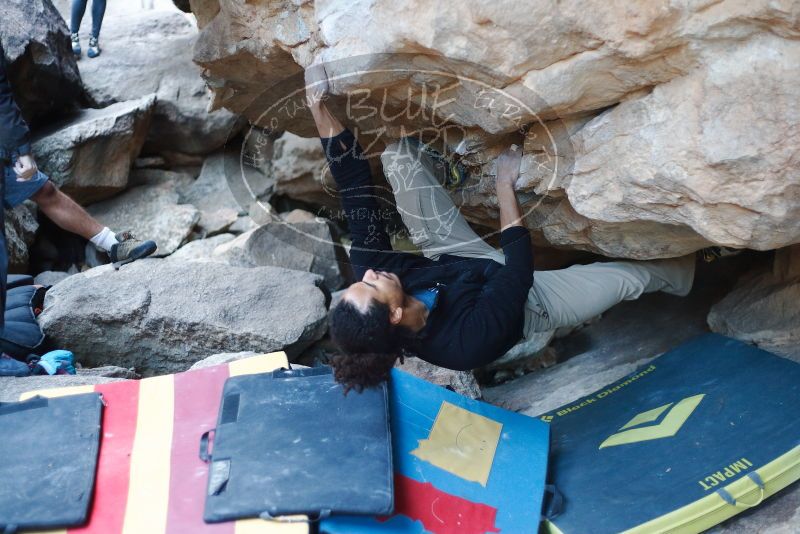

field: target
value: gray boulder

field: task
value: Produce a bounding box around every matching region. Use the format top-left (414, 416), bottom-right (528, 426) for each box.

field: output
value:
top-left (4, 202), bottom-right (38, 273)
top-left (182, 153), bottom-right (246, 235)
top-left (212, 221), bottom-right (344, 290)
top-left (39, 260), bottom-right (328, 375)
top-left (272, 132), bottom-right (339, 210)
top-left (708, 246), bottom-right (800, 361)
top-left (34, 270), bottom-right (72, 287)
top-left (229, 216), bottom-right (258, 234)
top-left (188, 150), bottom-right (275, 228)
top-left (397, 357), bottom-right (481, 399)
top-left (190, 351), bottom-right (260, 370)
top-left (165, 233), bottom-right (235, 263)
top-left (68, 9), bottom-right (242, 155)
top-left (87, 181), bottom-right (200, 256)
top-left (483, 330), bottom-right (555, 373)
top-left (128, 168), bottom-right (197, 197)
top-left (0, 0), bottom-right (83, 125)
top-left (281, 209), bottom-right (317, 224)
top-left (32, 96), bottom-right (156, 204)
top-left (77, 366), bottom-right (139, 379)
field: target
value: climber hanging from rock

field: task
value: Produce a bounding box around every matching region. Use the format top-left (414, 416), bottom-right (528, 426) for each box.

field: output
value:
top-left (305, 64), bottom-right (696, 392)
top-left (0, 45), bottom-right (157, 316)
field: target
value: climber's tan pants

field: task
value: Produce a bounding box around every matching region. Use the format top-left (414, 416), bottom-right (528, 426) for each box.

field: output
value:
top-left (381, 139), bottom-right (696, 337)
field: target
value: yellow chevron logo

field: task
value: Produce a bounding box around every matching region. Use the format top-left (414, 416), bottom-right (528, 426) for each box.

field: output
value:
top-left (599, 394), bottom-right (705, 449)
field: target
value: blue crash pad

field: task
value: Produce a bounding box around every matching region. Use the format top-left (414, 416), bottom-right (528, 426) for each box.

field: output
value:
top-left (542, 333), bottom-right (800, 534)
top-left (322, 368), bottom-right (550, 534)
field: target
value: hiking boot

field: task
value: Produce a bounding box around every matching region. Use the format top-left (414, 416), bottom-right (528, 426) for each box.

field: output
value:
top-left (87, 36), bottom-right (101, 58)
top-left (71, 33), bottom-right (81, 57)
top-left (700, 246), bottom-right (742, 263)
top-left (109, 231), bottom-right (157, 269)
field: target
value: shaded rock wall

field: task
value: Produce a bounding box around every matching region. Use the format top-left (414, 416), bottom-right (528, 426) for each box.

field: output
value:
top-left (190, 0), bottom-right (800, 259)
top-left (0, 0), bottom-right (84, 126)
top-left (5, 203), bottom-right (39, 273)
top-left (708, 245), bottom-right (800, 359)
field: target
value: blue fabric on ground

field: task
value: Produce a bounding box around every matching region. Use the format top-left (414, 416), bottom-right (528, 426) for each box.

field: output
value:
top-left (542, 333), bottom-right (800, 533)
top-left (0, 354), bottom-right (29, 376)
top-left (36, 350), bottom-right (76, 375)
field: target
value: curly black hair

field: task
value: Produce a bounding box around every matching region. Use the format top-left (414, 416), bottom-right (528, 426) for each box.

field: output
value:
top-left (328, 298), bottom-right (414, 393)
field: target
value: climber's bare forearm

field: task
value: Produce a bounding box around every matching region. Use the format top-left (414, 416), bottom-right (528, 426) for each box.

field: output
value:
top-left (309, 101), bottom-right (345, 139)
top-left (495, 145), bottom-right (524, 230)
top-left (497, 182), bottom-right (523, 230)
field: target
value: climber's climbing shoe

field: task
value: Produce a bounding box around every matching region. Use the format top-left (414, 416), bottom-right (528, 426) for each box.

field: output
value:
top-left (420, 143), bottom-right (470, 190)
top-left (700, 246), bottom-right (742, 263)
top-left (110, 231), bottom-right (157, 270)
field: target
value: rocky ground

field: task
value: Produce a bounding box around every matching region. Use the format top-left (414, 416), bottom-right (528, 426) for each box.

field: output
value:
top-left (1, 0), bottom-right (798, 532)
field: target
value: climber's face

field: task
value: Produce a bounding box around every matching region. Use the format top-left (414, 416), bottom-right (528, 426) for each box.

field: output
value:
top-left (342, 269), bottom-right (405, 321)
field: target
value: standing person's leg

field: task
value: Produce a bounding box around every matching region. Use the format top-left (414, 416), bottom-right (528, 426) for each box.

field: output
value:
top-left (86, 0), bottom-right (107, 58)
top-left (522, 255), bottom-right (696, 335)
top-left (381, 138), bottom-right (504, 263)
top-left (91, 0), bottom-right (107, 39)
top-left (70, 0), bottom-right (89, 56)
top-left (70, 0), bottom-right (89, 34)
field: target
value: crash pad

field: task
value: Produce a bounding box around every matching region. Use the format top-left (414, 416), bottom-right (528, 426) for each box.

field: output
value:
top-left (0, 393), bottom-right (103, 532)
top-left (321, 368), bottom-right (551, 534)
top-left (542, 333), bottom-right (800, 534)
top-left (21, 353), bottom-right (307, 534)
top-left (204, 367), bottom-right (393, 522)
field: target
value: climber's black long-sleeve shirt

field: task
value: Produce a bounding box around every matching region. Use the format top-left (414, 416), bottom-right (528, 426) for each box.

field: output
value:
top-left (322, 129), bottom-right (533, 370)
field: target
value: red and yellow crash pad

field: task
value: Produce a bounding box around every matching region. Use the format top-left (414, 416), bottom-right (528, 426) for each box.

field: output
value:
top-left (21, 354), bottom-right (307, 534)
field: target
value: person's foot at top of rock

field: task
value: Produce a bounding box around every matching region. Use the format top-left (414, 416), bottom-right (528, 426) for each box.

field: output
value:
top-left (87, 36), bottom-right (101, 58)
top-left (71, 33), bottom-right (81, 57)
top-left (109, 231), bottom-right (157, 269)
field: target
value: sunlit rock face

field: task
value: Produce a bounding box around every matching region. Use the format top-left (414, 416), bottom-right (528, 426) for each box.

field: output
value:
top-left (190, 0), bottom-right (800, 259)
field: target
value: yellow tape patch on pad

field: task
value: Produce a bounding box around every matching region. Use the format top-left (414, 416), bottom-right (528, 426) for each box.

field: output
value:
top-left (411, 401), bottom-right (502, 486)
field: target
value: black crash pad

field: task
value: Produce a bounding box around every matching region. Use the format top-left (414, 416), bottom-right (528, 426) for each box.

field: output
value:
top-left (202, 366), bottom-right (393, 522)
top-left (0, 393), bottom-right (104, 533)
